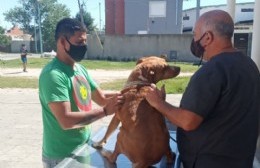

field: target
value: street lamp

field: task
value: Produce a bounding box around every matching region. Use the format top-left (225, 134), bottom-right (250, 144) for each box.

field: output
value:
top-left (37, 0), bottom-right (43, 56)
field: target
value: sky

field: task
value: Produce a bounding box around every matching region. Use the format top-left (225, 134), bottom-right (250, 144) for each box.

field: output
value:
top-left (0, 0), bottom-right (105, 30)
top-left (0, 0), bottom-right (254, 30)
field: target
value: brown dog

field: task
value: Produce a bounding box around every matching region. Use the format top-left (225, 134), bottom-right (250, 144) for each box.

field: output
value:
top-left (93, 56), bottom-right (180, 167)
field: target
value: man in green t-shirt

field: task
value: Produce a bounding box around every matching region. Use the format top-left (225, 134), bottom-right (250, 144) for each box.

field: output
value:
top-left (39, 18), bottom-right (122, 168)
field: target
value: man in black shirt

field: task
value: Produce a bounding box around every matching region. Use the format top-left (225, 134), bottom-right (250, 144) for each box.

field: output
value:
top-left (145, 10), bottom-right (260, 168)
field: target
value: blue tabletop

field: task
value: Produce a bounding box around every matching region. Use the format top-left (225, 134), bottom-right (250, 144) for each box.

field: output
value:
top-left (56, 127), bottom-right (181, 168)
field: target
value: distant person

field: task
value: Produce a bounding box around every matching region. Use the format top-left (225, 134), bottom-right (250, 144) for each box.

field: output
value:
top-left (39, 18), bottom-right (123, 168)
top-left (20, 44), bottom-right (28, 72)
top-left (145, 10), bottom-right (260, 168)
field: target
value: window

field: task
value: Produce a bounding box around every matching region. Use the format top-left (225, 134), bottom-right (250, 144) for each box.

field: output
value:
top-left (149, 1), bottom-right (166, 18)
top-left (183, 14), bottom-right (189, 20)
top-left (241, 8), bottom-right (254, 12)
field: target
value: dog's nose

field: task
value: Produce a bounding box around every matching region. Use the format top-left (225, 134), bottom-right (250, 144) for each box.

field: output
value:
top-left (174, 66), bottom-right (181, 74)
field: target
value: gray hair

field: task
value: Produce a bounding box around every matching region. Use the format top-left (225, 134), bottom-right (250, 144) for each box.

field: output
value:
top-left (201, 10), bottom-right (234, 39)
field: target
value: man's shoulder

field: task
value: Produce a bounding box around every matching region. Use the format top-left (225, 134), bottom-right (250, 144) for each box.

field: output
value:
top-left (213, 51), bottom-right (244, 60)
top-left (75, 63), bottom-right (89, 75)
top-left (40, 59), bottom-right (63, 76)
top-left (75, 63), bottom-right (87, 70)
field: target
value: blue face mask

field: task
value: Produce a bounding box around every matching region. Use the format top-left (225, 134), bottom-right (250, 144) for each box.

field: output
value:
top-left (65, 37), bottom-right (87, 62)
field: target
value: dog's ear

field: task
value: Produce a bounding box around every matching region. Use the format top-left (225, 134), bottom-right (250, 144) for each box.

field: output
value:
top-left (136, 57), bottom-right (145, 65)
top-left (160, 54), bottom-right (167, 61)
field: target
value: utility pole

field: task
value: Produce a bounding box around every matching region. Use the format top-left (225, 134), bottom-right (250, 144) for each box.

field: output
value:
top-left (34, 16), bottom-right (38, 53)
top-left (37, 0), bottom-right (43, 57)
top-left (196, 0), bottom-right (200, 21)
top-left (78, 0), bottom-right (84, 25)
top-left (227, 0), bottom-right (236, 20)
top-left (227, 0), bottom-right (236, 44)
top-left (251, 0), bottom-right (260, 70)
top-left (99, 2), bottom-right (101, 33)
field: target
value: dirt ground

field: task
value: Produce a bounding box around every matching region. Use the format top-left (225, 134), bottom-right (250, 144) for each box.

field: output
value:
top-left (0, 67), bottom-right (193, 83)
top-left (0, 68), bottom-right (132, 83)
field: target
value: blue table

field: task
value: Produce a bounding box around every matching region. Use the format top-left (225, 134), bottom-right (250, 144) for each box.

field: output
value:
top-left (56, 127), bottom-right (181, 168)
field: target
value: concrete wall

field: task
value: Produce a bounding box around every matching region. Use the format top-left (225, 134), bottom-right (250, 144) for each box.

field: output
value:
top-left (87, 34), bottom-right (104, 59)
top-left (87, 34), bottom-right (198, 62)
top-left (11, 40), bottom-right (31, 53)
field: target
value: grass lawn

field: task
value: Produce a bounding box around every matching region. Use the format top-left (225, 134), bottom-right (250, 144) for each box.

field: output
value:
top-left (0, 76), bottom-right (191, 94)
top-left (1, 57), bottom-right (199, 72)
top-left (0, 76), bottom-right (38, 88)
top-left (99, 76), bottom-right (190, 94)
top-left (0, 58), bottom-right (197, 93)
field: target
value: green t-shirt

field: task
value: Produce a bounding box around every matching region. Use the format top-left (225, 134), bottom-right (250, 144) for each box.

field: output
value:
top-left (39, 57), bottom-right (98, 159)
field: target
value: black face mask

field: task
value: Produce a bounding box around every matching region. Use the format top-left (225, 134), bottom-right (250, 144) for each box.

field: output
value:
top-left (190, 33), bottom-right (206, 58)
top-left (65, 37), bottom-right (87, 62)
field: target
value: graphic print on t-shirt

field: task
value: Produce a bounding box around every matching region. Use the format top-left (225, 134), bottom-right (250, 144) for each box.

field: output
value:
top-left (72, 75), bottom-right (92, 111)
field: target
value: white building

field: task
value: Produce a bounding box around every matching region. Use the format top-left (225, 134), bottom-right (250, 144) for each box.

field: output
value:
top-left (182, 2), bottom-right (254, 33)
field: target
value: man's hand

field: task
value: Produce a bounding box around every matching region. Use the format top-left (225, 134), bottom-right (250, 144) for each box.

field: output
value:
top-left (104, 93), bottom-right (124, 116)
top-left (145, 84), bottom-right (166, 109)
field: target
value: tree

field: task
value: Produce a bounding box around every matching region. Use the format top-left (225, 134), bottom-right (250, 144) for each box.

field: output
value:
top-left (75, 10), bottom-right (96, 32)
top-left (3, 0), bottom-right (70, 52)
top-left (4, 7), bottom-right (32, 34)
top-left (42, 4), bottom-right (70, 51)
top-left (0, 26), bottom-right (11, 47)
top-left (0, 27), bottom-right (5, 34)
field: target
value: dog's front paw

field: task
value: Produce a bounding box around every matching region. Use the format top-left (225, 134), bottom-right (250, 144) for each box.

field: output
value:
top-left (100, 149), bottom-right (116, 163)
top-left (92, 140), bottom-right (106, 149)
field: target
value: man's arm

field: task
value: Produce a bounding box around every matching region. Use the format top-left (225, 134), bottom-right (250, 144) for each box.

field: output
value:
top-left (48, 92), bottom-right (123, 130)
top-left (145, 84), bottom-right (203, 131)
top-left (91, 87), bottom-right (121, 106)
top-left (48, 101), bottom-right (106, 130)
top-left (152, 101), bottom-right (203, 131)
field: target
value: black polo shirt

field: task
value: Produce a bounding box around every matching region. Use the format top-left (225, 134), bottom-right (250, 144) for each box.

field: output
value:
top-left (177, 51), bottom-right (260, 168)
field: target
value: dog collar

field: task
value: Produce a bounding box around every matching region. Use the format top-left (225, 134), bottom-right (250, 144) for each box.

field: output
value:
top-left (123, 81), bottom-right (151, 90)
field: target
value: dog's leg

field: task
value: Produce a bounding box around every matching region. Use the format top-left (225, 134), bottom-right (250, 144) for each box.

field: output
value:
top-left (92, 115), bottom-right (121, 148)
top-left (100, 141), bottom-right (121, 163)
top-left (132, 162), bottom-right (151, 168)
top-left (166, 146), bottom-right (175, 165)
